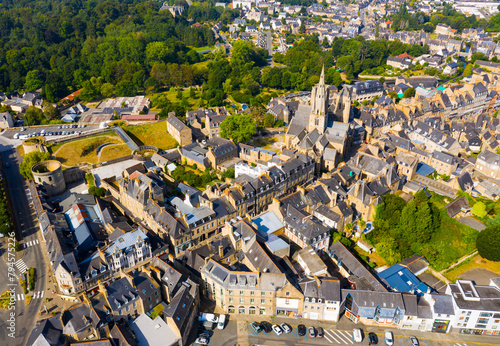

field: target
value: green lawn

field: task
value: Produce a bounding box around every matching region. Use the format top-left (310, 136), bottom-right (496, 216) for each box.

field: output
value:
top-left (121, 121), bottom-right (178, 151)
top-left (147, 88), bottom-right (205, 112)
top-left (49, 132), bottom-right (127, 167)
top-left (192, 60), bottom-right (210, 69)
top-left (427, 210), bottom-right (478, 271)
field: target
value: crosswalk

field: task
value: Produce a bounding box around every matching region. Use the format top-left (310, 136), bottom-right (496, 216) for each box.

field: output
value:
top-left (323, 330), bottom-right (353, 344)
top-left (454, 344), bottom-right (470, 346)
top-left (22, 239), bottom-right (39, 248)
top-left (15, 258), bottom-right (28, 273)
top-left (16, 290), bottom-right (44, 301)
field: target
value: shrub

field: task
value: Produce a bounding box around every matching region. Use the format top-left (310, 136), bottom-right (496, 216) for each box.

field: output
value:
top-left (476, 225), bottom-right (500, 261)
top-left (471, 201), bottom-right (487, 218)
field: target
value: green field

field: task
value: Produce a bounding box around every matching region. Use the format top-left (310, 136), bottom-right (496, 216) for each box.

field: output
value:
top-left (121, 121), bottom-right (178, 151)
top-left (50, 132), bottom-right (129, 167)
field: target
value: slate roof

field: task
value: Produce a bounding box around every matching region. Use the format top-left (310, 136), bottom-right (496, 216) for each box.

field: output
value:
top-left (283, 204), bottom-right (329, 243)
top-left (399, 255), bottom-right (429, 275)
top-left (28, 314), bottom-right (64, 346)
top-left (299, 277), bottom-right (341, 301)
top-left (329, 241), bottom-right (387, 292)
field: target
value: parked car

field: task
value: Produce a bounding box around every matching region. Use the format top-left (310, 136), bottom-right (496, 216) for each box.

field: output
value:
top-left (308, 327), bottom-right (316, 338)
top-left (297, 324), bottom-right (306, 336)
top-left (198, 313), bottom-right (218, 323)
top-left (369, 332), bottom-right (378, 345)
top-left (410, 336), bottom-right (419, 346)
top-left (353, 328), bottom-right (363, 343)
top-left (280, 323), bottom-right (292, 334)
top-left (201, 321), bottom-right (215, 331)
top-left (195, 337), bottom-right (209, 345)
top-left (272, 324), bottom-right (283, 336)
top-left (217, 314), bottom-right (226, 330)
top-left (21, 127), bottom-right (26, 131)
top-left (317, 327), bottom-right (324, 338)
top-left (385, 331), bottom-right (394, 346)
top-left (249, 322), bottom-right (262, 333)
top-left (260, 321), bottom-right (272, 333)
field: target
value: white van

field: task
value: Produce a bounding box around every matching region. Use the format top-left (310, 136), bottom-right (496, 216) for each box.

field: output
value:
top-left (217, 314), bottom-right (226, 330)
top-left (13, 133), bottom-right (19, 139)
top-left (353, 328), bottom-right (363, 343)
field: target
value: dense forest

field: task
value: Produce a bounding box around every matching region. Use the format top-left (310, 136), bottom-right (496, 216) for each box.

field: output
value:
top-left (0, 0), bottom-right (240, 101)
top-left (265, 35), bottom-right (429, 90)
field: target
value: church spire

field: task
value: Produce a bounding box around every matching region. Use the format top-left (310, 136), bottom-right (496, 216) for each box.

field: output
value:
top-left (319, 64), bottom-right (325, 86)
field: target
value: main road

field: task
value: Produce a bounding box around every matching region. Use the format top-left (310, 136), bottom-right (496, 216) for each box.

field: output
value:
top-left (0, 148), bottom-right (49, 346)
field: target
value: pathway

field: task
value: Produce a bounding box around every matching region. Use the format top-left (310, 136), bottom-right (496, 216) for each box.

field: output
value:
top-left (440, 250), bottom-right (478, 275)
top-left (114, 126), bottom-right (139, 151)
top-left (429, 267), bottom-right (451, 285)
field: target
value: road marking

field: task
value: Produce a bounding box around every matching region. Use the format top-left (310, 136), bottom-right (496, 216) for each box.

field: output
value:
top-left (325, 330), bottom-right (342, 344)
top-left (324, 333), bottom-right (333, 343)
top-left (15, 259), bottom-right (28, 273)
top-left (331, 330), bottom-right (351, 344)
top-left (40, 290), bottom-right (44, 298)
top-left (35, 239), bottom-right (39, 245)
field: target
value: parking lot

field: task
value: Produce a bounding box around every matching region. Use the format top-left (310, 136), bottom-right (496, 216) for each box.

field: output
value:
top-left (3, 124), bottom-right (100, 139)
top-left (194, 318), bottom-right (485, 346)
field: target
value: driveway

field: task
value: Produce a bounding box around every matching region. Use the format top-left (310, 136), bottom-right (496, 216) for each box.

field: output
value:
top-left (458, 268), bottom-right (498, 285)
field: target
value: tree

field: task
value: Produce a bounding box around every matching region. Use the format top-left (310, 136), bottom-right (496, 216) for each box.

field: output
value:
top-left (463, 63), bottom-right (473, 77)
top-left (331, 71), bottom-right (342, 88)
top-left (25, 70), bottom-right (44, 91)
top-left (19, 151), bottom-right (51, 180)
top-left (476, 225), bottom-right (500, 261)
top-left (262, 113), bottom-right (275, 128)
top-left (100, 83), bottom-right (115, 98)
top-left (25, 106), bottom-right (46, 126)
top-left (42, 101), bottom-right (60, 121)
top-left (220, 114), bottom-right (256, 143)
top-left (403, 87), bottom-right (416, 98)
top-left (471, 201), bottom-right (487, 218)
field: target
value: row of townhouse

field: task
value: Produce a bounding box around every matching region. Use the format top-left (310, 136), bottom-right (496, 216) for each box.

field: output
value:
top-left (202, 245), bottom-right (500, 335)
top-left (112, 150), bottom-right (315, 256)
top-left (32, 183), bottom-right (156, 297)
top-left (27, 258), bottom-right (200, 346)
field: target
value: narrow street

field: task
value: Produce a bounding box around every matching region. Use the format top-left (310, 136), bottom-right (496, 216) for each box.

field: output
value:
top-left (0, 149), bottom-right (49, 346)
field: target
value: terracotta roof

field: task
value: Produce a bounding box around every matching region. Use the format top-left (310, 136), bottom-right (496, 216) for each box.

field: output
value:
top-left (59, 88), bottom-right (83, 102)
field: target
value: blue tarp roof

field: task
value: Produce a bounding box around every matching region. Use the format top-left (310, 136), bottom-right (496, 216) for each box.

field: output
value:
top-left (378, 264), bottom-right (432, 296)
top-left (416, 162), bottom-right (436, 176)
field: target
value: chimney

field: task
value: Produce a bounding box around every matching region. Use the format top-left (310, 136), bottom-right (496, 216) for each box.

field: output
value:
top-left (98, 280), bottom-right (107, 297)
top-left (98, 249), bottom-right (106, 262)
top-left (218, 245), bottom-right (224, 258)
top-left (354, 182), bottom-right (360, 197)
top-left (314, 275), bottom-right (321, 287)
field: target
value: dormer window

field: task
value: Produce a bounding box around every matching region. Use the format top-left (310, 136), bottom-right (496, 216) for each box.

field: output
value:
top-left (91, 269), bottom-right (97, 277)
